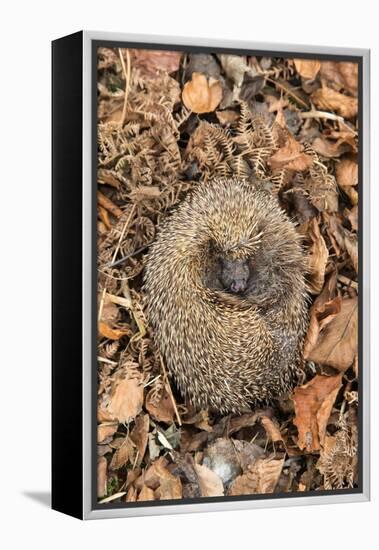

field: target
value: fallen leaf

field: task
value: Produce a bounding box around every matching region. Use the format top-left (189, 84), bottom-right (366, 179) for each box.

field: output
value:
top-left (218, 54), bottom-right (249, 87)
top-left (110, 438), bottom-right (134, 470)
top-left (304, 296), bottom-right (342, 358)
top-left (312, 130), bottom-right (357, 158)
top-left (346, 206), bottom-right (358, 231)
top-left (203, 438), bottom-right (241, 485)
top-left (336, 158), bottom-right (358, 187)
top-left (107, 375), bottom-right (144, 423)
top-left (306, 297), bottom-right (358, 372)
top-left (228, 458), bottom-right (285, 495)
top-left (194, 464), bottom-right (224, 497)
top-left (130, 49), bottom-right (182, 77)
top-left (325, 213), bottom-right (358, 272)
top-left (307, 217), bottom-right (329, 294)
top-left (97, 422), bottom-right (118, 443)
top-left (294, 59), bottom-right (321, 80)
top-left (145, 385), bottom-right (175, 423)
top-left (182, 72), bottom-right (222, 114)
top-left (319, 61), bottom-right (358, 96)
top-left (260, 415), bottom-right (284, 444)
top-left (311, 86), bottom-right (358, 119)
top-left (97, 456), bottom-right (107, 498)
top-left (138, 485), bottom-right (155, 501)
top-left (98, 322), bottom-right (129, 341)
top-left (292, 374), bottom-right (342, 452)
top-left (268, 131), bottom-right (313, 171)
top-left (130, 414), bottom-right (150, 467)
top-left (145, 459), bottom-right (182, 500)
top-left (216, 109), bottom-right (240, 125)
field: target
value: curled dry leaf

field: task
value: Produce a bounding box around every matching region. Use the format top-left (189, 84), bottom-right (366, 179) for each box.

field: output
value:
top-left (307, 217), bottom-right (329, 295)
top-left (182, 72), bottom-right (223, 114)
top-left (218, 54), bottom-right (249, 87)
top-left (130, 414), bottom-right (150, 467)
top-left (203, 438), bottom-right (241, 485)
top-left (268, 131), bottom-right (313, 171)
top-left (319, 61), bottom-right (358, 97)
top-left (325, 213), bottom-right (358, 273)
top-left (228, 457), bottom-right (285, 496)
top-left (144, 459), bottom-right (182, 500)
top-left (138, 485), bottom-right (155, 501)
top-left (346, 205), bottom-right (358, 232)
top-left (311, 86), bottom-right (358, 119)
top-left (304, 296), bottom-right (342, 359)
top-left (306, 297), bottom-right (358, 372)
top-left (336, 158), bottom-right (358, 188)
top-left (336, 158), bottom-right (358, 205)
top-left (292, 374), bottom-right (342, 452)
top-left (97, 456), bottom-right (107, 498)
top-left (98, 321), bottom-right (130, 341)
top-left (97, 422), bottom-right (118, 443)
top-left (130, 49), bottom-right (182, 77)
top-left (260, 415), bottom-right (284, 444)
top-left (107, 374), bottom-right (144, 423)
top-left (194, 464), bottom-right (224, 497)
top-left (312, 129), bottom-right (357, 159)
top-left (110, 438), bottom-right (134, 470)
top-left (145, 385), bottom-right (175, 424)
top-left (294, 59), bottom-right (321, 80)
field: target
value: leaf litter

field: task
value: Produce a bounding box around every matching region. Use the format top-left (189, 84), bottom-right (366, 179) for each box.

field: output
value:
top-left (96, 48), bottom-right (359, 503)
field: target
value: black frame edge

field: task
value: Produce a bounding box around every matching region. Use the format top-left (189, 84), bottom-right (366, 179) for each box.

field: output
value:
top-left (52, 30), bottom-right (84, 520)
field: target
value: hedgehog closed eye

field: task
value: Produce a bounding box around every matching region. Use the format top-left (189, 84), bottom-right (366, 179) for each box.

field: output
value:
top-left (143, 177), bottom-right (309, 414)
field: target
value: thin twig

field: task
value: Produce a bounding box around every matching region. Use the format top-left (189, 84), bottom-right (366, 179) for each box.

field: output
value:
top-left (159, 355), bottom-right (182, 426)
top-left (118, 48), bottom-right (131, 128)
top-left (104, 242), bottom-right (152, 269)
top-left (300, 109), bottom-right (357, 136)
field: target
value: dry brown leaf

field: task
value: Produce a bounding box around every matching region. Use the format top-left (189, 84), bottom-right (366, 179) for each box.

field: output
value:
top-left (311, 86), bottom-right (358, 119)
top-left (144, 457), bottom-right (169, 490)
top-left (194, 464), bottom-right (224, 497)
top-left (97, 422), bottom-right (118, 443)
top-left (228, 458), bottom-right (284, 495)
top-left (98, 321), bottom-right (129, 341)
top-left (312, 130), bottom-right (357, 159)
top-left (319, 61), bottom-right (358, 96)
top-left (304, 296), bottom-right (342, 359)
top-left (145, 385), bottom-right (175, 424)
top-left (216, 109), bottom-right (240, 125)
top-left (346, 206), bottom-right (358, 232)
top-left (107, 375), bottom-right (144, 423)
top-left (182, 72), bottom-right (222, 114)
top-left (292, 374), bottom-right (342, 452)
top-left (147, 461), bottom-right (182, 500)
top-left (325, 213), bottom-right (358, 272)
top-left (130, 414), bottom-right (150, 467)
top-left (138, 485), bottom-right (155, 501)
top-left (336, 158), bottom-right (358, 188)
top-left (307, 217), bottom-right (329, 294)
top-left (97, 190), bottom-right (123, 218)
top-left (97, 456), bottom-right (107, 498)
top-left (294, 59), bottom-right (321, 80)
top-left (306, 297), bottom-right (358, 372)
top-left (260, 415), bottom-right (284, 444)
top-left (268, 131), bottom-right (313, 171)
top-left (110, 438), bottom-right (134, 470)
top-left (130, 49), bottom-right (182, 77)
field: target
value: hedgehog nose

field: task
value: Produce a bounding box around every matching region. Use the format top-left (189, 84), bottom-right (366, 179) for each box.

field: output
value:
top-left (230, 280), bottom-right (246, 293)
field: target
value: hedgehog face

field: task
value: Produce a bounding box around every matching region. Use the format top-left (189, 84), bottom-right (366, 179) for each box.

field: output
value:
top-left (219, 257), bottom-right (251, 293)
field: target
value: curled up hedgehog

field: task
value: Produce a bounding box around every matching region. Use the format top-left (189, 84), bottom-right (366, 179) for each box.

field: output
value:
top-left (143, 178), bottom-right (308, 414)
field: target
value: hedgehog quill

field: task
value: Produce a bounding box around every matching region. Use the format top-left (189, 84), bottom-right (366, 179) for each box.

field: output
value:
top-left (143, 178), bottom-right (309, 414)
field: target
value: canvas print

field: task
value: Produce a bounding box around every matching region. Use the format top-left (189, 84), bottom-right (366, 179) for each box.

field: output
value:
top-left (96, 46), bottom-right (359, 505)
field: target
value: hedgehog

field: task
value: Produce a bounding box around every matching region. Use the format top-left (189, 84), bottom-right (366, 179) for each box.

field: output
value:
top-left (143, 177), bottom-right (308, 414)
